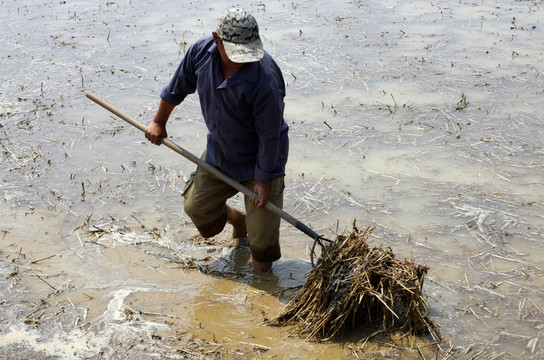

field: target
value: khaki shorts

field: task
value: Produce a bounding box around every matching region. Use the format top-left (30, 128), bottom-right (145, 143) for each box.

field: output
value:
top-left (182, 160), bottom-right (284, 263)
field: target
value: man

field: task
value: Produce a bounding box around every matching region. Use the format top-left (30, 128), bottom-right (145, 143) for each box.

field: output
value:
top-left (145, 8), bottom-right (289, 272)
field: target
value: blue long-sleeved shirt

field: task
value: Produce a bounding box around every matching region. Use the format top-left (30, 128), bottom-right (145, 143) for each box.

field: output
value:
top-left (161, 35), bottom-right (289, 183)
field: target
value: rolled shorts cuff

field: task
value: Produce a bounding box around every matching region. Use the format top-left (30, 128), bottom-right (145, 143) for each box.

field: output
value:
top-left (250, 243), bottom-right (281, 263)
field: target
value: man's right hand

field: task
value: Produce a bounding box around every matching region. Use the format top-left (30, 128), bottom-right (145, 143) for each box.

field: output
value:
top-left (145, 99), bottom-right (176, 145)
top-left (145, 121), bottom-right (168, 145)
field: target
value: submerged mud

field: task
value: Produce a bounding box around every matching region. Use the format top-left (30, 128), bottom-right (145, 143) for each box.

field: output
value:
top-left (1, 0), bottom-right (543, 359)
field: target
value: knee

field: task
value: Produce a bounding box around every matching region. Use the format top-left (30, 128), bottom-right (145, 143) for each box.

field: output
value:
top-left (183, 196), bottom-right (209, 221)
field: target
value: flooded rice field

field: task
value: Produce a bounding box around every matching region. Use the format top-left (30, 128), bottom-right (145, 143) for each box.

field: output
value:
top-left (1, 0), bottom-right (543, 358)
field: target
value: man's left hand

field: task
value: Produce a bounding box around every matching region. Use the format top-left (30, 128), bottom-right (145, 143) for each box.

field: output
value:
top-left (252, 182), bottom-right (271, 208)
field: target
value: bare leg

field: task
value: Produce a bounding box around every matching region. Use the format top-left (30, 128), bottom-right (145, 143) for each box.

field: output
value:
top-left (252, 260), bottom-right (272, 272)
top-left (227, 204), bottom-right (273, 272)
top-left (226, 204), bottom-right (247, 239)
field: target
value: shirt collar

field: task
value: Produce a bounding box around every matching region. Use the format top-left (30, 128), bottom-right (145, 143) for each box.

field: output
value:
top-left (208, 43), bottom-right (259, 87)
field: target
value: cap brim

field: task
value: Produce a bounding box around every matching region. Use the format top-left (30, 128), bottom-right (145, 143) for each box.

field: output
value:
top-left (222, 38), bottom-right (264, 63)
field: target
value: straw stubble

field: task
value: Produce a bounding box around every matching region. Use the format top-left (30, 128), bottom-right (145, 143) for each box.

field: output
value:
top-left (270, 224), bottom-right (439, 341)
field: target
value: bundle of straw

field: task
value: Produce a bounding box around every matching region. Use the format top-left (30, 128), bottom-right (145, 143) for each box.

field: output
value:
top-left (271, 225), bottom-right (439, 340)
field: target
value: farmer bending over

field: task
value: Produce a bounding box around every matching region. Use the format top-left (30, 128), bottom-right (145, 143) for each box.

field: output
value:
top-left (145, 9), bottom-right (289, 272)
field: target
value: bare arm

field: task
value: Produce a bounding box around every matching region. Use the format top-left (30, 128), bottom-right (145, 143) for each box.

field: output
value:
top-left (145, 99), bottom-right (176, 145)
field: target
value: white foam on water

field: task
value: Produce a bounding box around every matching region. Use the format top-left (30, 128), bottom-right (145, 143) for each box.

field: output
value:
top-left (0, 287), bottom-right (182, 359)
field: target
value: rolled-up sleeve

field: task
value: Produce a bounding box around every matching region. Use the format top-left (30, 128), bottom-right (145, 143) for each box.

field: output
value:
top-left (160, 45), bottom-right (198, 106)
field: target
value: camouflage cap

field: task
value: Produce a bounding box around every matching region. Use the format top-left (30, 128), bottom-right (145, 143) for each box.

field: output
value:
top-left (216, 8), bottom-right (264, 63)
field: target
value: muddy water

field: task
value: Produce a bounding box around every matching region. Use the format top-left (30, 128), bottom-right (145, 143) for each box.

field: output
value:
top-left (1, 0), bottom-right (543, 359)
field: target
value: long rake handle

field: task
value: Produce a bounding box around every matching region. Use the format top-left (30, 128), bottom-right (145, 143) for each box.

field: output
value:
top-left (86, 91), bottom-right (321, 241)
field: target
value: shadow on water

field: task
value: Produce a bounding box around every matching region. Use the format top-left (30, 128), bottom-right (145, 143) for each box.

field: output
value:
top-left (150, 237), bottom-right (313, 304)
